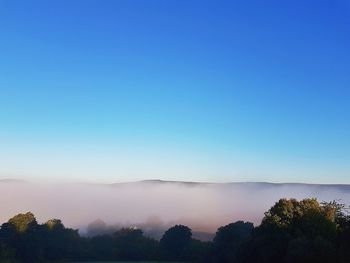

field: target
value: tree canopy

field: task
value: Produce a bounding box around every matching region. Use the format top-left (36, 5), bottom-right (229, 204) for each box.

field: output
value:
top-left (0, 198), bottom-right (349, 263)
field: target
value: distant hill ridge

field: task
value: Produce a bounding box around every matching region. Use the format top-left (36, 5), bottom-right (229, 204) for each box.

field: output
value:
top-left (2, 178), bottom-right (350, 193)
top-left (1, 178), bottom-right (350, 188)
top-left (112, 179), bottom-right (350, 187)
top-left (0, 178), bottom-right (28, 183)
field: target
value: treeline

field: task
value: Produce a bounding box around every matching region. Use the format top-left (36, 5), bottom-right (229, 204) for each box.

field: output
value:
top-left (1, 198), bottom-right (350, 263)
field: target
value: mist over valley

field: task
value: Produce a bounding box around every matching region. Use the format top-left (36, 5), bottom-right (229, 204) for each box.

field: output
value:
top-left (2, 179), bottom-right (350, 240)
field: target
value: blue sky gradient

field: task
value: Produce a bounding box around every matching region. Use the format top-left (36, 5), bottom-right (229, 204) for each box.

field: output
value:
top-left (0, 0), bottom-right (349, 183)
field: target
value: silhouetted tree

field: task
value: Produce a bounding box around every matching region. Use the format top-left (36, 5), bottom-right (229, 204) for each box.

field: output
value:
top-left (42, 219), bottom-right (82, 261)
top-left (160, 224), bottom-right (192, 260)
top-left (0, 198), bottom-right (349, 263)
top-left (0, 242), bottom-right (16, 263)
top-left (213, 221), bottom-right (254, 263)
top-left (285, 236), bottom-right (336, 263)
top-left (240, 223), bottom-right (290, 263)
top-left (0, 212), bottom-right (44, 263)
top-left (113, 228), bottom-right (158, 260)
top-left (87, 234), bottom-right (116, 260)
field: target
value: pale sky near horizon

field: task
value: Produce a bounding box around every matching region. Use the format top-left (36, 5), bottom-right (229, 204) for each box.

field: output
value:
top-left (0, 1), bottom-right (349, 184)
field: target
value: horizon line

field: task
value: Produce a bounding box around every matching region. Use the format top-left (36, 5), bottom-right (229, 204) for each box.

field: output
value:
top-left (1, 177), bottom-right (350, 186)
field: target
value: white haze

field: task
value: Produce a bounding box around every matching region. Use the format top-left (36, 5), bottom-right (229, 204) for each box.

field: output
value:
top-left (1, 180), bottom-right (350, 239)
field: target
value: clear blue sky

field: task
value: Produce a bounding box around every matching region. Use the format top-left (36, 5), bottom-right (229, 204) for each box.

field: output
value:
top-left (0, 0), bottom-right (349, 183)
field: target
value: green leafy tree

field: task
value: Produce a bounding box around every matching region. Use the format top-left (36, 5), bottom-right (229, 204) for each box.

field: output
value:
top-left (0, 212), bottom-right (44, 263)
top-left (243, 198), bottom-right (342, 263)
top-left (8, 212), bottom-right (37, 233)
top-left (263, 198), bottom-right (337, 239)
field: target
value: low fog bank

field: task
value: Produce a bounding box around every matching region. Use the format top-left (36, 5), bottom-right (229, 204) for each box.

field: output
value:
top-left (1, 180), bottom-right (350, 240)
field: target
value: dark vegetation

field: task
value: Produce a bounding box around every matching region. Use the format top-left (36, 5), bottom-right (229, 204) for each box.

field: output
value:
top-left (1, 198), bottom-right (350, 263)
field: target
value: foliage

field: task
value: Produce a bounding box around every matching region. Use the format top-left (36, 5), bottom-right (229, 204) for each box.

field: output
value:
top-left (8, 213), bottom-right (37, 233)
top-left (241, 198), bottom-right (349, 263)
top-left (160, 224), bottom-right (192, 261)
top-left (0, 198), bottom-right (350, 262)
top-left (212, 221), bottom-right (254, 263)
